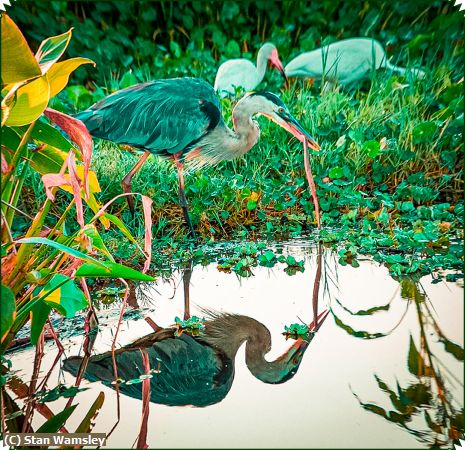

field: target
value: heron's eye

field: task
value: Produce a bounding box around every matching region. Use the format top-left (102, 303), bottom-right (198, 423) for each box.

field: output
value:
top-left (278, 107), bottom-right (285, 114)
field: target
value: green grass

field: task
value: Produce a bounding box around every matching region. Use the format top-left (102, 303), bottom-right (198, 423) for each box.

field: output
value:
top-left (18, 51), bottom-right (463, 281)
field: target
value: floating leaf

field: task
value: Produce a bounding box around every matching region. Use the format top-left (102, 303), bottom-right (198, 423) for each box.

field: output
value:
top-left (35, 385), bottom-right (89, 404)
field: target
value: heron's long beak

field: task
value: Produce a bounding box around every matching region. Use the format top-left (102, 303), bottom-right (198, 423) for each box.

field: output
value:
top-left (270, 51), bottom-right (288, 84)
top-left (277, 110), bottom-right (320, 151)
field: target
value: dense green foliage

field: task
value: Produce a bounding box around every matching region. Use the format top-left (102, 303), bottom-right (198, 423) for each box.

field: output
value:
top-left (8, 1), bottom-right (464, 280)
top-left (10, 0), bottom-right (464, 87)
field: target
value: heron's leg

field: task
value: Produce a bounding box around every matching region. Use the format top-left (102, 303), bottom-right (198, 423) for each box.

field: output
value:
top-left (182, 262), bottom-right (193, 320)
top-left (174, 156), bottom-right (197, 239)
top-left (122, 151), bottom-right (150, 215)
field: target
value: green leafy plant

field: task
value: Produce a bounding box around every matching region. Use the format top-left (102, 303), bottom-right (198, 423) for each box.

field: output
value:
top-left (1, 15), bottom-right (155, 355)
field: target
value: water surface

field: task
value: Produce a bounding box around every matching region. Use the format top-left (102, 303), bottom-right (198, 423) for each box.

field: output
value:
top-left (6, 241), bottom-right (463, 448)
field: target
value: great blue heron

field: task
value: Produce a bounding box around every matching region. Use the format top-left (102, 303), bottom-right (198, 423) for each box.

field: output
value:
top-left (285, 38), bottom-right (425, 89)
top-left (63, 251), bottom-right (328, 407)
top-left (214, 42), bottom-right (287, 97)
top-left (75, 77), bottom-right (319, 237)
top-left (63, 311), bottom-right (329, 407)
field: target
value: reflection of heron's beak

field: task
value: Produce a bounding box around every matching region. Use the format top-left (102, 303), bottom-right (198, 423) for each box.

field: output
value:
top-left (309, 309), bottom-right (330, 332)
top-left (286, 338), bottom-right (310, 363)
top-left (277, 110), bottom-right (320, 151)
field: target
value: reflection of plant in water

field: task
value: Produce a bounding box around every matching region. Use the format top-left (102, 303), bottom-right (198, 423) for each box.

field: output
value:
top-left (351, 278), bottom-right (464, 448)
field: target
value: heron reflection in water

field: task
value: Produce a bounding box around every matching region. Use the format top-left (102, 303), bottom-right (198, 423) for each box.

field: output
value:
top-left (64, 252), bottom-right (327, 407)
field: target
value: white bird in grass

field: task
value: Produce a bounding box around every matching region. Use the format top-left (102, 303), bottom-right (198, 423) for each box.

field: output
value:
top-left (214, 42), bottom-right (287, 97)
top-left (285, 38), bottom-right (425, 88)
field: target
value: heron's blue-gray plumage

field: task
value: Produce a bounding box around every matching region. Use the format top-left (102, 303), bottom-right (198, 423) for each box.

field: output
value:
top-left (75, 78), bottom-right (222, 159)
top-left (63, 333), bottom-right (234, 407)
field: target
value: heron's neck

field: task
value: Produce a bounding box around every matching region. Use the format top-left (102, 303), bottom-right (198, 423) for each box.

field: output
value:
top-left (226, 101), bottom-right (260, 157)
top-left (203, 314), bottom-right (290, 383)
top-left (255, 48), bottom-right (268, 82)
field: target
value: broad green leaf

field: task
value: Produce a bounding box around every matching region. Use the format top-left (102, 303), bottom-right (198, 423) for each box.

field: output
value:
top-left (1, 284), bottom-right (16, 342)
top-left (80, 224), bottom-right (114, 261)
top-left (246, 200), bottom-right (257, 210)
top-left (328, 166), bottom-right (343, 179)
top-left (36, 405), bottom-right (77, 433)
top-left (35, 29), bottom-right (73, 74)
top-left (362, 140), bottom-right (381, 158)
top-left (75, 392), bottom-right (105, 433)
top-left (412, 121), bottom-right (437, 144)
top-left (30, 300), bottom-right (52, 345)
top-left (407, 335), bottom-right (426, 376)
top-left (3, 75), bottom-right (50, 126)
top-left (1, 14), bottom-right (41, 84)
top-left (33, 274), bottom-right (88, 318)
top-left (29, 144), bottom-right (69, 173)
top-left (1, 127), bottom-right (21, 166)
top-left (15, 237), bottom-right (107, 268)
top-left (47, 57), bottom-right (95, 98)
top-left (27, 119), bottom-right (75, 151)
top-left (76, 261), bottom-right (156, 281)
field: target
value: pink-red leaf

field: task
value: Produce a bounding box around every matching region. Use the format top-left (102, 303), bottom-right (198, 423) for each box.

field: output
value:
top-left (41, 173), bottom-right (70, 201)
top-left (44, 108), bottom-right (92, 199)
top-left (141, 196), bottom-right (153, 273)
top-left (67, 151), bottom-right (84, 228)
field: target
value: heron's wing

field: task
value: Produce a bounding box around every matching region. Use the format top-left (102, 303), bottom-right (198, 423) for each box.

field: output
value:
top-left (63, 334), bottom-right (233, 407)
top-left (75, 78), bottom-right (222, 155)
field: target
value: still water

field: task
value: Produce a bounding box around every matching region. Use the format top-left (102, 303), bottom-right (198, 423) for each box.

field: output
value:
top-left (6, 241), bottom-right (464, 448)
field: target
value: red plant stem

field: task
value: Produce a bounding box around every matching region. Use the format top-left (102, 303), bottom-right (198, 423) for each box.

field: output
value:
top-left (312, 242), bottom-right (322, 327)
top-left (136, 349), bottom-right (151, 449)
top-left (21, 332), bottom-right (45, 432)
top-left (106, 278), bottom-right (129, 440)
top-left (303, 139), bottom-right (321, 228)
